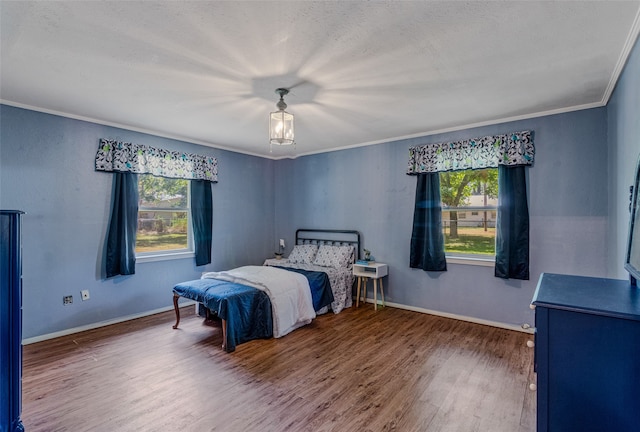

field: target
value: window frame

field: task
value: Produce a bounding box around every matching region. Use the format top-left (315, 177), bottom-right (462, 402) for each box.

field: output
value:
top-left (440, 168), bottom-right (498, 266)
top-left (135, 176), bottom-right (195, 263)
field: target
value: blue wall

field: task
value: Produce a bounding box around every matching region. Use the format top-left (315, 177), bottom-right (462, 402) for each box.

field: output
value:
top-left (275, 108), bottom-right (609, 328)
top-left (0, 105), bottom-right (275, 339)
top-left (4, 34), bottom-right (638, 339)
top-left (607, 37), bottom-right (640, 279)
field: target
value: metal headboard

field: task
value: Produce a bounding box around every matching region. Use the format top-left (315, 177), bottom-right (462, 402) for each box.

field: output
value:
top-left (295, 229), bottom-right (361, 260)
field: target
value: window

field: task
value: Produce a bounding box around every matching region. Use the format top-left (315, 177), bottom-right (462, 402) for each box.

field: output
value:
top-left (136, 175), bottom-right (192, 256)
top-left (440, 168), bottom-right (498, 258)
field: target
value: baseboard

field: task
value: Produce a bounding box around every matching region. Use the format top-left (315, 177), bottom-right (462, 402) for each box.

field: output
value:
top-left (360, 297), bottom-right (535, 334)
top-left (23, 297), bottom-right (533, 345)
top-left (22, 300), bottom-right (197, 345)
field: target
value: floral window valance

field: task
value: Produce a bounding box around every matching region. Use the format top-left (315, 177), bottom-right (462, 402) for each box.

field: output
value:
top-left (95, 139), bottom-right (218, 182)
top-left (407, 130), bottom-right (534, 174)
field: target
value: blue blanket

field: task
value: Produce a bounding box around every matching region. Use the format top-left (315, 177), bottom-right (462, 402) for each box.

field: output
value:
top-left (173, 268), bottom-right (333, 352)
top-left (272, 266), bottom-right (334, 311)
top-left (173, 278), bottom-right (272, 352)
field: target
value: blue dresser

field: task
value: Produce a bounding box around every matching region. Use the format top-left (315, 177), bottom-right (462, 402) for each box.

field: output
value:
top-left (532, 273), bottom-right (640, 432)
top-left (1, 210), bottom-right (25, 432)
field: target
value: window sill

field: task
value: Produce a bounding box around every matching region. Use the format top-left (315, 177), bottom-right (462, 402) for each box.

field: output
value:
top-left (136, 251), bottom-right (195, 263)
top-left (446, 255), bottom-right (495, 267)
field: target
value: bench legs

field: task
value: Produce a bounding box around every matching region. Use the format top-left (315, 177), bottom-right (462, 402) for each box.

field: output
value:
top-left (172, 293), bottom-right (181, 329)
top-left (221, 319), bottom-right (227, 351)
top-left (172, 293), bottom-right (228, 351)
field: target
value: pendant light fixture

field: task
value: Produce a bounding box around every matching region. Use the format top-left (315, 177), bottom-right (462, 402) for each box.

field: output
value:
top-left (269, 88), bottom-right (294, 151)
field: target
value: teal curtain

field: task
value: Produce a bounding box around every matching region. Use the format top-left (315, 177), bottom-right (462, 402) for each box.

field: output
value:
top-left (191, 180), bottom-right (213, 266)
top-left (495, 165), bottom-right (529, 280)
top-left (410, 173), bottom-right (447, 271)
top-left (105, 172), bottom-right (139, 277)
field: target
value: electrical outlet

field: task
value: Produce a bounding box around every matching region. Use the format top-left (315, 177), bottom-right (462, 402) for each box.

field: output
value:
top-left (63, 295), bottom-right (73, 305)
top-left (279, 238), bottom-right (285, 248)
top-left (81, 290), bottom-right (90, 301)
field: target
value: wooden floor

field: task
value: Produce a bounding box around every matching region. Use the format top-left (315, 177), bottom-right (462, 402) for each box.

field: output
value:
top-left (21, 304), bottom-right (536, 432)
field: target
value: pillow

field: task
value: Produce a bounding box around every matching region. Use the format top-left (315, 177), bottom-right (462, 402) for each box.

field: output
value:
top-left (287, 244), bottom-right (319, 264)
top-left (313, 244), bottom-right (354, 268)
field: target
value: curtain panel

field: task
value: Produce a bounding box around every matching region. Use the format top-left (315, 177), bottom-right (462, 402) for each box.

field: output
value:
top-left (406, 130), bottom-right (534, 175)
top-left (105, 172), bottom-right (139, 278)
top-left (191, 180), bottom-right (213, 266)
top-left (95, 139), bottom-right (218, 182)
top-left (410, 173), bottom-right (447, 271)
top-left (495, 165), bottom-right (530, 280)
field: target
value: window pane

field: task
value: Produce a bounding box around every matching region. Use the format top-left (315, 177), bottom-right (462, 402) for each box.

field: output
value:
top-left (443, 225), bottom-right (496, 256)
top-left (139, 176), bottom-right (188, 208)
top-left (136, 175), bottom-right (191, 255)
top-left (136, 211), bottom-right (188, 253)
top-left (440, 168), bottom-right (498, 257)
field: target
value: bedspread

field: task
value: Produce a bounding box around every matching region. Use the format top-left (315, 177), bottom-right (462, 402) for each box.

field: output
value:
top-left (271, 266), bottom-right (334, 311)
top-left (264, 259), bottom-right (354, 313)
top-left (202, 266), bottom-right (315, 338)
top-left (173, 278), bottom-right (272, 352)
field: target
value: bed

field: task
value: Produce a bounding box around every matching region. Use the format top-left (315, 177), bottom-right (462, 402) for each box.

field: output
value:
top-left (263, 229), bottom-right (360, 314)
top-left (172, 229), bottom-right (360, 352)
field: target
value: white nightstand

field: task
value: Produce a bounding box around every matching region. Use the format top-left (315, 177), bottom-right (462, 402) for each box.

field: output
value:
top-left (263, 258), bottom-right (289, 267)
top-left (353, 262), bottom-right (388, 310)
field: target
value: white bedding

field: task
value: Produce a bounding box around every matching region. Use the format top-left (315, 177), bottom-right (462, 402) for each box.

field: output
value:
top-left (263, 259), bottom-right (354, 314)
top-left (201, 266), bottom-right (315, 338)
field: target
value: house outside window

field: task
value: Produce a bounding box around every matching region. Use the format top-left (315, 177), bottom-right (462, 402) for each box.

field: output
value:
top-left (440, 168), bottom-right (498, 258)
top-left (136, 175), bottom-right (192, 256)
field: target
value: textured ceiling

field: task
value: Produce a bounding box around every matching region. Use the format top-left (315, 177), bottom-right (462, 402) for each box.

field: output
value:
top-left (2, 1), bottom-right (639, 159)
